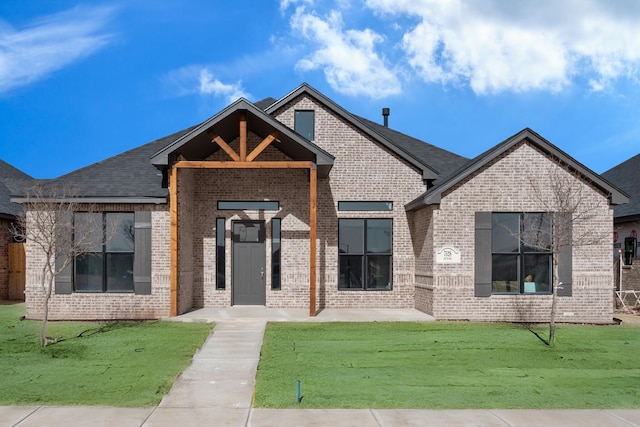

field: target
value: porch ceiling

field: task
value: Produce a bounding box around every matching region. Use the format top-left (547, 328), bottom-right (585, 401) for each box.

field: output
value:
top-left (150, 99), bottom-right (334, 178)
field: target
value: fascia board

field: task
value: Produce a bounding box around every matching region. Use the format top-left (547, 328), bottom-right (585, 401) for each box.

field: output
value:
top-left (11, 197), bottom-right (167, 205)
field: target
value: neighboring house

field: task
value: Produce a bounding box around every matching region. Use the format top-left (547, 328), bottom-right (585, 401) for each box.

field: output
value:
top-left (15, 83), bottom-right (627, 322)
top-left (602, 155), bottom-right (640, 258)
top-left (0, 160), bottom-right (33, 300)
top-left (602, 155), bottom-right (640, 299)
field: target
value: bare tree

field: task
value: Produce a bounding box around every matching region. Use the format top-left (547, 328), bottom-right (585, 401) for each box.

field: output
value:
top-left (524, 160), bottom-right (608, 345)
top-left (10, 183), bottom-right (110, 346)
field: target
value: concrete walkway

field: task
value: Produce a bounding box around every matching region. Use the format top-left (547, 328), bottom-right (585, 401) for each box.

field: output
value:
top-left (3, 308), bottom-right (640, 426)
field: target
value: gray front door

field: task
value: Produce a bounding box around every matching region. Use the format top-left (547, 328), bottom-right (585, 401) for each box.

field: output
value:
top-left (232, 221), bottom-right (266, 305)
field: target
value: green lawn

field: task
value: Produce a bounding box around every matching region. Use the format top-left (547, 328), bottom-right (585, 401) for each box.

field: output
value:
top-left (0, 303), bottom-right (213, 407)
top-left (255, 321), bottom-right (640, 409)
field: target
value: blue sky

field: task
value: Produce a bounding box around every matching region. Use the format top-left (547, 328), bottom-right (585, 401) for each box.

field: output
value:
top-left (1, 0), bottom-right (640, 178)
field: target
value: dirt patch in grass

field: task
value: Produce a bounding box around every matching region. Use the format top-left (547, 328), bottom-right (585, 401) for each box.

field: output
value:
top-left (615, 312), bottom-right (640, 326)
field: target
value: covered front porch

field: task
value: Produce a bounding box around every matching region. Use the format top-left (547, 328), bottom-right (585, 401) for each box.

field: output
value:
top-left (150, 99), bottom-right (335, 317)
top-left (168, 306), bottom-right (435, 323)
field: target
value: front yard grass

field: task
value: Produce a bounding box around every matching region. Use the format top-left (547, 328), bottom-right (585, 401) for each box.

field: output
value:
top-left (0, 303), bottom-right (213, 407)
top-left (255, 321), bottom-right (640, 409)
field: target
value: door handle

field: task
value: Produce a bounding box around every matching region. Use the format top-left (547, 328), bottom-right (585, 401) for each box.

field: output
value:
top-left (261, 268), bottom-right (264, 280)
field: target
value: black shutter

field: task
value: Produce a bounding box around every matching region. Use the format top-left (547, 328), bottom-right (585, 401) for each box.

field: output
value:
top-left (475, 212), bottom-right (492, 297)
top-left (54, 211), bottom-right (73, 294)
top-left (134, 211), bottom-right (152, 295)
top-left (556, 212), bottom-right (572, 297)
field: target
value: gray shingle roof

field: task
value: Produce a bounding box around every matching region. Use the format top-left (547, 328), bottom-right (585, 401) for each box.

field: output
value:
top-left (602, 153), bottom-right (640, 221)
top-left (41, 127), bottom-right (195, 199)
top-left (355, 116), bottom-right (469, 178)
top-left (0, 181), bottom-right (18, 218)
top-left (0, 159), bottom-right (32, 181)
top-left (0, 159), bottom-right (33, 218)
top-left (254, 97), bottom-right (276, 110)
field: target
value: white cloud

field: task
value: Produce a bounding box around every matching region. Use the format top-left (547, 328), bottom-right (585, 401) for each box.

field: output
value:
top-left (199, 69), bottom-right (249, 103)
top-left (289, 6), bottom-right (401, 98)
top-left (0, 5), bottom-right (115, 94)
top-left (280, 0), bottom-right (314, 13)
top-left (161, 65), bottom-right (202, 97)
top-left (163, 66), bottom-right (249, 104)
top-left (363, 0), bottom-right (640, 95)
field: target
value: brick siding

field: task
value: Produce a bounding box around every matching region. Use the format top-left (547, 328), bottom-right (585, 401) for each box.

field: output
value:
top-left (415, 142), bottom-right (614, 323)
top-left (24, 205), bottom-right (171, 320)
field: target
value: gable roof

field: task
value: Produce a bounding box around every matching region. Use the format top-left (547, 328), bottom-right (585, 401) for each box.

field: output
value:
top-left (406, 128), bottom-right (629, 211)
top-left (265, 83), bottom-right (444, 181)
top-left (602, 153), bottom-right (640, 221)
top-left (13, 85), bottom-right (619, 212)
top-left (150, 98), bottom-right (335, 178)
top-left (0, 160), bottom-right (33, 219)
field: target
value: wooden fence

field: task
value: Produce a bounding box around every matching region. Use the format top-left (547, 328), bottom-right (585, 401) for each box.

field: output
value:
top-left (8, 242), bottom-right (25, 301)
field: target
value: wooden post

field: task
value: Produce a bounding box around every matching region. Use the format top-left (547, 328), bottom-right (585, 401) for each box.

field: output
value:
top-left (169, 166), bottom-right (178, 317)
top-left (309, 166), bottom-right (317, 316)
top-left (239, 111), bottom-right (247, 161)
top-left (170, 157), bottom-right (318, 317)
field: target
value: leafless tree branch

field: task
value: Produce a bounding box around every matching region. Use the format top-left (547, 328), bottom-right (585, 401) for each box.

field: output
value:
top-left (10, 182), bottom-right (114, 346)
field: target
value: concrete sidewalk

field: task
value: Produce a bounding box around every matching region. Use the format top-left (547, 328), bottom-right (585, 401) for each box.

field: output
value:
top-left (5, 406), bottom-right (640, 426)
top-left (3, 308), bottom-right (640, 426)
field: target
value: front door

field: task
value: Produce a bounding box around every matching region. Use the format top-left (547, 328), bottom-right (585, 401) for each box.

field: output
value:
top-left (232, 221), bottom-right (266, 305)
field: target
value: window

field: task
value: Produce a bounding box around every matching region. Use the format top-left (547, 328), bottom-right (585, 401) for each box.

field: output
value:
top-left (338, 219), bottom-right (392, 290)
top-left (74, 212), bottom-right (134, 292)
top-left (491, 213), bottom-right (552, 294)
top-left (294, 110), bottom-right (314, 140)
top-left (232, 222), bottom-right (265, 243)
top-left (217, 201), bottom-right (279, 211)
top-left (216, 218), bottom-right (225, 290)
top-left (272, 218), bottom-right (281, 290)
top-left (338, 201), bottom-right (393, 211)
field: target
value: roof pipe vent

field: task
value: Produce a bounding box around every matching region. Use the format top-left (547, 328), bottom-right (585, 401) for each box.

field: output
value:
top-left (382, 108), bottom-right (390, 127)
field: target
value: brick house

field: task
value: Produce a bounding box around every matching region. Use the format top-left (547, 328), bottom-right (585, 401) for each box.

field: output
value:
top-left (602, 155), bottom-right (640, 301)
top-left (16, 83), bottom-right (627, 322)
top-left (603, 155), bottom-right (640, 259)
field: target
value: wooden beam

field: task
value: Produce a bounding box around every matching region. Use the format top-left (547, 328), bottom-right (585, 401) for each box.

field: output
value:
top-left (169, 166), bottom-right (178, 317)
top-left (209, 133), bottom-right (240, 162)
top-left (239, 111), bottom-right (247, 161)
top-left (175, 160), bottom-right (313, 170)
top-left (246, 131), bottom-right (279, 162)
top-left (309, 166), bottom-right (317, 316)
